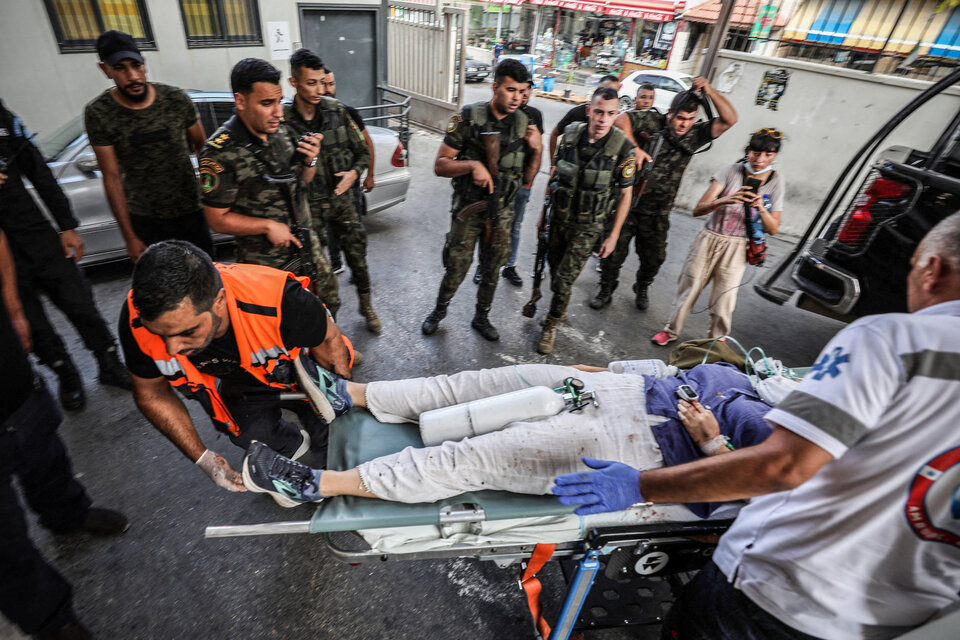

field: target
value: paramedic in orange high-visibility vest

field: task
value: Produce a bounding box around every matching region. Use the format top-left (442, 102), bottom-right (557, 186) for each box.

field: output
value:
top-left (117, 240), bottom-right (353, 492)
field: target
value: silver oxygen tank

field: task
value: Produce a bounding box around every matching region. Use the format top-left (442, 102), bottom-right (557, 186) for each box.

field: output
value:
top-left (419, 386), bottom-right (566, 446)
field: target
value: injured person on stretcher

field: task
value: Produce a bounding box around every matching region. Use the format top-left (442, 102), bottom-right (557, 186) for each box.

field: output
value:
top-left (242, 361), bottom-right (779, 516)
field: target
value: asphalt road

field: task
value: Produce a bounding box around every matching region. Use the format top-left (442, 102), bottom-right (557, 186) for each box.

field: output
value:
top-left (3, 101), bottom-right (844, 639)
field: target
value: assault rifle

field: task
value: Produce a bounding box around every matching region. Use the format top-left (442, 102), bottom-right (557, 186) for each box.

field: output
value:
top-left (631, 131), bottom-right (664, 209)
top-left (522, 192), bottom-right (551, 318)
top-left (271, 172), bottom-right (319, 283)
top-left (455, 131), bottom-right (502, 246)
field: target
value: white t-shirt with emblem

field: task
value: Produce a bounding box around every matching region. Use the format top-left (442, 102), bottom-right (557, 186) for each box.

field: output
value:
top-left (713, 300), bottom-right (960, 640)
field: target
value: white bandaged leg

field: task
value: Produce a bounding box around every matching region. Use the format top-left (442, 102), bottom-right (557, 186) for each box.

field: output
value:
top-left (365, 364), bottom-right (584, 423)
top-left (358, 372), bottom-right (665, 503)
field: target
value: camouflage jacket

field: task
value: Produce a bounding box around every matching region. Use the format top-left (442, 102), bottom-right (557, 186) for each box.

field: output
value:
top-left (634, 118), bottom-right (714, 213)
top-left (625, 108), bottom-right (667, 143)
top-left (443, 102), bottom-right (530, 214)
top-left (283, 98), bottom-right (369, 199)
top-left (199, 115), bottom-right (310, 263)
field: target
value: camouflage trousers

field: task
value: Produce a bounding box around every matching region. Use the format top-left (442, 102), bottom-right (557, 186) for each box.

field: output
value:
top-left (436, 209), bottom-right (514, 309)
top-left (599, 208), bottom-right (671, 290)
top-left (236, 227), bottom-right (341, 319)
top-left (547, 221), bottom-right (603, 318)
top-left (312, 191), bottom-right (372, 294)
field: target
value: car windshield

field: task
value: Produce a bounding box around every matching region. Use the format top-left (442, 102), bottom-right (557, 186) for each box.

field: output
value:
top-left (38, 115), bottom-right (85, 161)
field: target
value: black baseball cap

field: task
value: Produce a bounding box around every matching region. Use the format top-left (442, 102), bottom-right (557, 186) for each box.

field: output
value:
top-left (96, 30), bottom-right (143, 66)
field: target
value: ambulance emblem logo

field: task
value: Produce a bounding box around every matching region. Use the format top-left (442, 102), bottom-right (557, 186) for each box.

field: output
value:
top-left (810, 347), bottom-right (850, 380)
top-left (905, 446), bottom-right (960, 548)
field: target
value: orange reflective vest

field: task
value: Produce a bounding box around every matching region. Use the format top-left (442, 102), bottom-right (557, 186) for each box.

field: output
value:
top-left (127, 263), bottom-right (312, 436)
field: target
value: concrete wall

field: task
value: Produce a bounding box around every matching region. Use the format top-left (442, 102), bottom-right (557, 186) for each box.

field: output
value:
top-left (0, 0), bottom-right (380, 135)
top-left (671, 50), bottom-right (960, 235)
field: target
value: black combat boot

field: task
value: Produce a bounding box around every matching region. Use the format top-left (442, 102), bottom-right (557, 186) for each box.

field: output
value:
top-left (421, 302), bottom-right (449, 335)
top-left (589, 281), bottom-right (618, 309)
top-left (51, 357), bottom-right (85, 411)
top-left (634, 282), bottom-right (651, 311)
top-left (471, 305), bottom-right (500, 342)
top-left (34, 617), bottom-right (93, 640)
top-left (95, 345), bottom-right (132, 390)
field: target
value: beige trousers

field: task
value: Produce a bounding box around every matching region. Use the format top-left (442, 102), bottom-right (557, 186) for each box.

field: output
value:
top-left (663, 228), bottom-right (747, 340)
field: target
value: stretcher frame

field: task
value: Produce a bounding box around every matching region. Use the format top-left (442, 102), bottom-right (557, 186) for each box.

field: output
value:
top-left (206, 408), bottom-right (738, 639)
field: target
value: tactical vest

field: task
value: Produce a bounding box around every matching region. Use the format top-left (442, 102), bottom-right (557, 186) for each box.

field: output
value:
top-left (452, 102), bottom-right (529, 207)
top-left (317, 97), bottom-right (358, 176)
top-left (127, 263), bottom-right (310, 436)
top-left (550, 123), bottom-right (627, 226)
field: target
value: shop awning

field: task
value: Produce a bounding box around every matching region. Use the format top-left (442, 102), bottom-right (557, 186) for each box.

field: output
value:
top-left (605, 0), bottom-right (683, 22)
top-left (474, 0), bottom-right (528, 5)
top-left (926, 5), bottom-right (960, 58)
top-left (783, 0), bottom-right (957, 57)
top-left (782, 0), bottom-right (872, 45)
top-left (528, 0), bottom-right (681, 22)
top-left (528, 0), bottom-right (608, 11)
top-left (682, 0), bottom-right (788, 28)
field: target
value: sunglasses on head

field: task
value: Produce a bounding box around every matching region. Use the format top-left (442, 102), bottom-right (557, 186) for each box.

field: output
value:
top-left (753, 128), bottom-right (784, 140)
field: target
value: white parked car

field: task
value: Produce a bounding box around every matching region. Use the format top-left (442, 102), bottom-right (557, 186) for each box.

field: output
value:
top-left (617, 70), bottom-right (693, 113)
top-left (32, 91), bottom-right (410, 265)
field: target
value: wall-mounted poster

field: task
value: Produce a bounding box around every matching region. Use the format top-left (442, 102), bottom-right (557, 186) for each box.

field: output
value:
top-left (756, 69), bottom-right (789, 111)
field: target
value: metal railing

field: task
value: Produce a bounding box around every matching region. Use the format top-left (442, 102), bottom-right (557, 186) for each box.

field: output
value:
top-left (706, 0), bottom-right (960, 82)
top-left (355, 85), bottom-right (413, 153)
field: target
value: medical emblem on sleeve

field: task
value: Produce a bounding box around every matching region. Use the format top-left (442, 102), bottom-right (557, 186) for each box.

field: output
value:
top-left (810, 347), bottom-right (850, 380)
top-left (906, 446), bottom-right (960, 547)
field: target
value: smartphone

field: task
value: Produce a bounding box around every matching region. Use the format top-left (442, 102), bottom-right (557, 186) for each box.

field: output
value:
top-left (744, 177), bottom-right (762, 193)
top-left (675, 384), bottom-right (699, 402)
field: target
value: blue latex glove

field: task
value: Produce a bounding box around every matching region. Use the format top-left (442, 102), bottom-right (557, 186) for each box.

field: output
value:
top-left (552, 457), bottom-right (644, 515)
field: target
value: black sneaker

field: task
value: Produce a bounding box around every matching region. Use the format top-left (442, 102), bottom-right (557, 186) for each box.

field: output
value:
top-left (242, 441), bottom-right (322, 508)
top-left (51, 358), bottom-right (85, 411)
top-left (472, 265), bottom-right (483, 284)
top-left (501, 265), bottom-right (523, 287)
top-left (292, 354), bottom-right (352, 423)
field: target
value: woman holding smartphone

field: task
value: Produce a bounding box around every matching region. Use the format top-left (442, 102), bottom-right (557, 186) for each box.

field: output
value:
top-left (651, 128), bottom-right (785, 346)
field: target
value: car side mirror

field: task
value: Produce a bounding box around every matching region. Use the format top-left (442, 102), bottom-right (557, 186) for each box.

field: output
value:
top-left (75, 152), bottom-right (99, 173)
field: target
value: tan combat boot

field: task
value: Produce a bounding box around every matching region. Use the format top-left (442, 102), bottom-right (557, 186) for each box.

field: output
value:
top-left (539, 310), bottom-right (567, 326)
top-left (358, 292), bottom-right (382, 334)
top-left (537, 315), bottom-right (561, 354)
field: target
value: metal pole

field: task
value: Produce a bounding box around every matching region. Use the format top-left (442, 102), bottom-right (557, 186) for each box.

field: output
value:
top-left (621, 17), bottom-right (637, 77)
top-left (531, 6), bottom-right (541, 58)
top-left (551, 9), bottom-right (562, 67)
top-left (698, 0), bottom-right (737, 81)
top-left (870, 0), bottom-right (910, 74)
top-left (495, 0), bottom-right (504, 42)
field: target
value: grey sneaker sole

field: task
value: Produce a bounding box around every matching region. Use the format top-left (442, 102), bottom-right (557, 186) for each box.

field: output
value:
top-left (291, 429), bottom-right (311, 461)
top-left (292, 356), bottom-right (336, 423)
top-left (242, 456), bottom-right (301, 508)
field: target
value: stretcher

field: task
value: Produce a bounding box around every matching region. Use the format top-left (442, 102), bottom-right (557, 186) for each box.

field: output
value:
top-left (206, 408), bottom-right (742, 638)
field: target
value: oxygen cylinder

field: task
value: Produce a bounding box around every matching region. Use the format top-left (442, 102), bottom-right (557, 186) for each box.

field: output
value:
top-left (419, 386), bottom-right (565, 446)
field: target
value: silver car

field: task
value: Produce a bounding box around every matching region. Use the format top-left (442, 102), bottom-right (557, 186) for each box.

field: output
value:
top-left (34, 91), bottom-right (411, 265)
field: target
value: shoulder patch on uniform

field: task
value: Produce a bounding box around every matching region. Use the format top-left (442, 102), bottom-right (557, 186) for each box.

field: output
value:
top-left (447, 112), bottom-right (463, 133)
top-left (620, 157), bottom-right (637, 179)
top-left (199, 158), bottom-right (224, 173)
top-left (208, 132), bottom-right (230, 149)
top-left (200, 164), bottom-right (220, 193)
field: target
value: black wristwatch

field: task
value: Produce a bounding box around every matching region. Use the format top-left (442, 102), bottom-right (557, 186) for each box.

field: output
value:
top-left (305, 155), bottom-right (318, 168)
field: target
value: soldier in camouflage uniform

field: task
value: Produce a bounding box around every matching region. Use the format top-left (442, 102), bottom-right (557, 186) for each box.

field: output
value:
top-left (283, 49), bottom-right (379, 333)
top-left (537, 87), bottom-right (636, 354)
top-left (421, 59), bottom-right (541, 341)
top-left (84, 30), bottom-right (212, 261)
top-left (593, 77), bottom-right (738, 311)
top-left (199, 59), bottom-right (340, 317)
